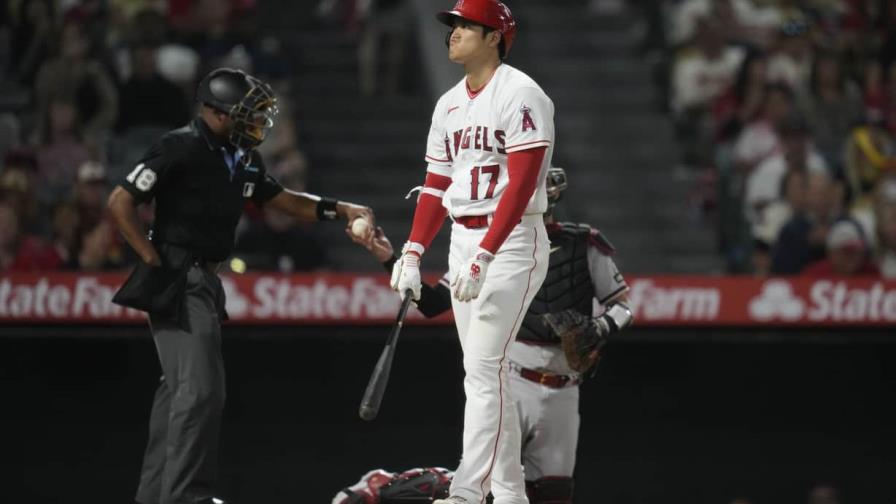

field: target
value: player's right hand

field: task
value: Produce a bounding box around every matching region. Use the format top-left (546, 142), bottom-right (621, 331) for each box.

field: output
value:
top-left (390, 243), bottom-right (422, 301)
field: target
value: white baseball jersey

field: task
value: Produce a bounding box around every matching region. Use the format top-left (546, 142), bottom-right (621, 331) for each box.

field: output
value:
top-left (424, 64), bottom-right (555, 217)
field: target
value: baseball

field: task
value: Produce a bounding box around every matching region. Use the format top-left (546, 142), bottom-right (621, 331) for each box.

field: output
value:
top-left (350, 217), bottom-right (370, 238)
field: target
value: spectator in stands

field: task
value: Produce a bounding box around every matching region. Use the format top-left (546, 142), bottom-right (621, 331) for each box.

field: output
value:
top-left (732, 83), bottom-right (796, 171)
top-left (713, 49), bottom-right (768, 142)
top-left (671, 14), bottom-right (746, 117)
top-left (7, 0), bottom-right (55, 86)
top-left (803, 218), bottom-right (878, 276)
top-left (73, 219), bottom-right (129, 271)
top-left (116, 41), bottom-right (190, 132)
top-left (669, 0), bottom-right (780, 48)
top-left (33, 17), bottom-right (118, 153)
top-left (672, 14), bottom-right (746, 164)
top-left (766, 16), bottom-right (815, 96)
top-left (771, 171), bottom-right (842, 274)
top-left (744, 114), bottom-right (829, 223)
top-left (256, 91), bottom-right (307, 178)
top-left (73, 161), bottom-right (110, 233)
top-left (47, 201), bottom-right (81, 269)
top-left (35, 97), bottom-right (91, 208)
top-left (862, 61), bottom-right (893, 134)
top-left (753, 169), bottom-right (808, 275)
top-left (0, 202), bottom-right (56, 271)
top-left (843, 117), bottom-right (896, 215)
top-left (1, 149), bottom-right (41, 232)
top-left (799, 51), bottom-right (864, 170)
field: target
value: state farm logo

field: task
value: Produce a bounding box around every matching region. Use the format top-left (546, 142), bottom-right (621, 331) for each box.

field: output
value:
top-left (748, 279), bottom-right (896, 323)
top-left (807, 280), bottom-right (896, 322)
top-left (628, 279), bottom-right (720, 321)
top-left (219, 276), bottom-right (408, 320)
top-left (749, 280), bottom-right (805, 321)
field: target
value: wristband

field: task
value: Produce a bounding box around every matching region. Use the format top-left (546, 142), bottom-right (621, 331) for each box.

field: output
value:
top-left (316, 197), bottom-right (339, 221)
top-left (603, 303), bottom-right (633, 331)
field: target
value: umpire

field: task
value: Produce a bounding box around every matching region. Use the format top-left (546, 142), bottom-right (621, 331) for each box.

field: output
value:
top-left (107, 67), bottom-right (375, 504)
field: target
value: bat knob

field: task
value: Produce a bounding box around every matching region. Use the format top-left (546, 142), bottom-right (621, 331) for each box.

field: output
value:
top-left (359, 405), bottom-right (378, 421)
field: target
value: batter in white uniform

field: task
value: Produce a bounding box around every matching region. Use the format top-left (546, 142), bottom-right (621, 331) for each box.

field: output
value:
top-left (354, 168), bottom-right (634, 504)
top-left (390, 1), bottom-right (554, 503)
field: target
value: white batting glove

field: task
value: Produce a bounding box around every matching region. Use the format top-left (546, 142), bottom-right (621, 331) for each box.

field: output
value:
top-left (452, 248), bottom-right (495, 302)
top-left (390, 242), bottom-right (423, 301)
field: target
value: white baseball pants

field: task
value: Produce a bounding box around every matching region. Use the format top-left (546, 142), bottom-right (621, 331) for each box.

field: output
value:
top-left (447, 214), bottom-right (549, 504)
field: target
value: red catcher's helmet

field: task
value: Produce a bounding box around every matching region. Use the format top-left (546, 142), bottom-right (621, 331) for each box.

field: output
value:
top-left (436, 0), bottom-right (517, 57)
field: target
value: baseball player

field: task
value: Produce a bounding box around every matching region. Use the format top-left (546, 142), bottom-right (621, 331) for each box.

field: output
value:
top-left (358, 168), bottom-right (633, 503)
top-left (389, 1), bottom-right (554, 502)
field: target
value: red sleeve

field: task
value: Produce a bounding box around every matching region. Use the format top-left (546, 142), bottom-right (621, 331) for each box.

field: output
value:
top-left (479, 147), bottom-right (546, 254)
top-left (407, 172), bottom-right (451, 252)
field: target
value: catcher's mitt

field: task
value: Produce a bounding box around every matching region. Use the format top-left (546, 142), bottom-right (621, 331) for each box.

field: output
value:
top-left (542, 309), bottom-right (607, 374)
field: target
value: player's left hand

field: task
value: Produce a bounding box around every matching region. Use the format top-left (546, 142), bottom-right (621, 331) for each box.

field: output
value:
top-left (451, 248), bottom-right (495, 302)
top-left (346, 226), bottom-right (394, 263)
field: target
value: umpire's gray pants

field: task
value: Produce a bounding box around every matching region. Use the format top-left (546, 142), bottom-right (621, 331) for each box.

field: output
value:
top-left (136, 266), bottom-right (226, 504)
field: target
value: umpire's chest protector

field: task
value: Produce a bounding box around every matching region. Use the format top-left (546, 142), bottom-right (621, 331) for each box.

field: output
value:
top-left (517, 223), bottom-right (595, 345)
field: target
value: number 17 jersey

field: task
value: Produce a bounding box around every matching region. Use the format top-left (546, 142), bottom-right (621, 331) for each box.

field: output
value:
top-left (424, 64), bottom-right (555, 217)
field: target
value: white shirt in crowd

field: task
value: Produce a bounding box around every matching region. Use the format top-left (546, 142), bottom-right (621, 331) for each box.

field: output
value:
top-left (744, 147), bottom-right (829, 223)
top-left (672, 46), bottom-right (746, 114)
top-left (733, 120), bottom-right (779, 168)
top-left (670, 0), bottom-right (782, 46)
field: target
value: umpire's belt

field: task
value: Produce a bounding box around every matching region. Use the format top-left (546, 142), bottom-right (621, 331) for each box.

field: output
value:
top-left (452, 213), bottom-right (543, 229)
top-left (510, 362), bottom-right (581, 389)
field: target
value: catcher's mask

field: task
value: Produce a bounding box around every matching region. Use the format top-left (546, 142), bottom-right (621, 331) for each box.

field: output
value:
top-left (196, 68), bottom-right (278, 151)
top-left (546, 166), bottom-right (568, 211)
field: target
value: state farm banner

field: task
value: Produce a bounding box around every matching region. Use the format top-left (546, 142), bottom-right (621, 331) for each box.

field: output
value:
top-left (0, 272), bottom-right (895, 326)
top-left (0, 272), bottom-right (451, 325)
top-left (627, 276), bottom-right (896, 326)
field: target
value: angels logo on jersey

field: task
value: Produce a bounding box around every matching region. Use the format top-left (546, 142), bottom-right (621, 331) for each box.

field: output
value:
top-left (520, 105), bottom-right (536, 132)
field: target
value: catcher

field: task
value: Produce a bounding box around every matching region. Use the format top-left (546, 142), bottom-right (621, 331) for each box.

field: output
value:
top-left (347, 167), bottom-right (633, 504)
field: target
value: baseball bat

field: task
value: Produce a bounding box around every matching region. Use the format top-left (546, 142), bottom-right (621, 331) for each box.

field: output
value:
top-left (359, 289), bottom-right (415, 421)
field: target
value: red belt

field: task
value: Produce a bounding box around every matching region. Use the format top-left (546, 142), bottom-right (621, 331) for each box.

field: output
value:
top-left (515, 366), bottom-right (580, 389)
top-left (454, 214), bottom-right (490, 229)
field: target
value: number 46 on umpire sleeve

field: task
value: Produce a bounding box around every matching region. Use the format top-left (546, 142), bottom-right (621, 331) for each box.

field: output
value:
top-left (470, 164), bottom-right (499, 200)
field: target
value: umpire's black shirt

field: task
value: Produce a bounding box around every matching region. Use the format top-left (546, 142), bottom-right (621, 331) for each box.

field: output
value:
top-left (121, 118), bottom-right (283, 261)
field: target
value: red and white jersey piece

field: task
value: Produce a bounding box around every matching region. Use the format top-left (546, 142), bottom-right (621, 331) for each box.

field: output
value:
top-left (424, 64), bottom-right (555, 217)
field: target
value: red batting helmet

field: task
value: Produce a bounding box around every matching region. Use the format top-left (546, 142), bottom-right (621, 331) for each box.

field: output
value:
top-left (436, 0), bottom-right (517, 57)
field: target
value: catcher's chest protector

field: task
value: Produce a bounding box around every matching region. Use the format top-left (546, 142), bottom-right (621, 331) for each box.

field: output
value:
top-left (517, 223), bottom-right (595, 345)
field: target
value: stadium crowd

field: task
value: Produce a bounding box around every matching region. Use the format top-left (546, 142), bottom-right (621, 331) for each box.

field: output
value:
top-left (0, 0), bottom-right (325, 273)
top-left (660, 0), bottom-right (896, 277)
top-left (3, 0), bottom-right (896, 279)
